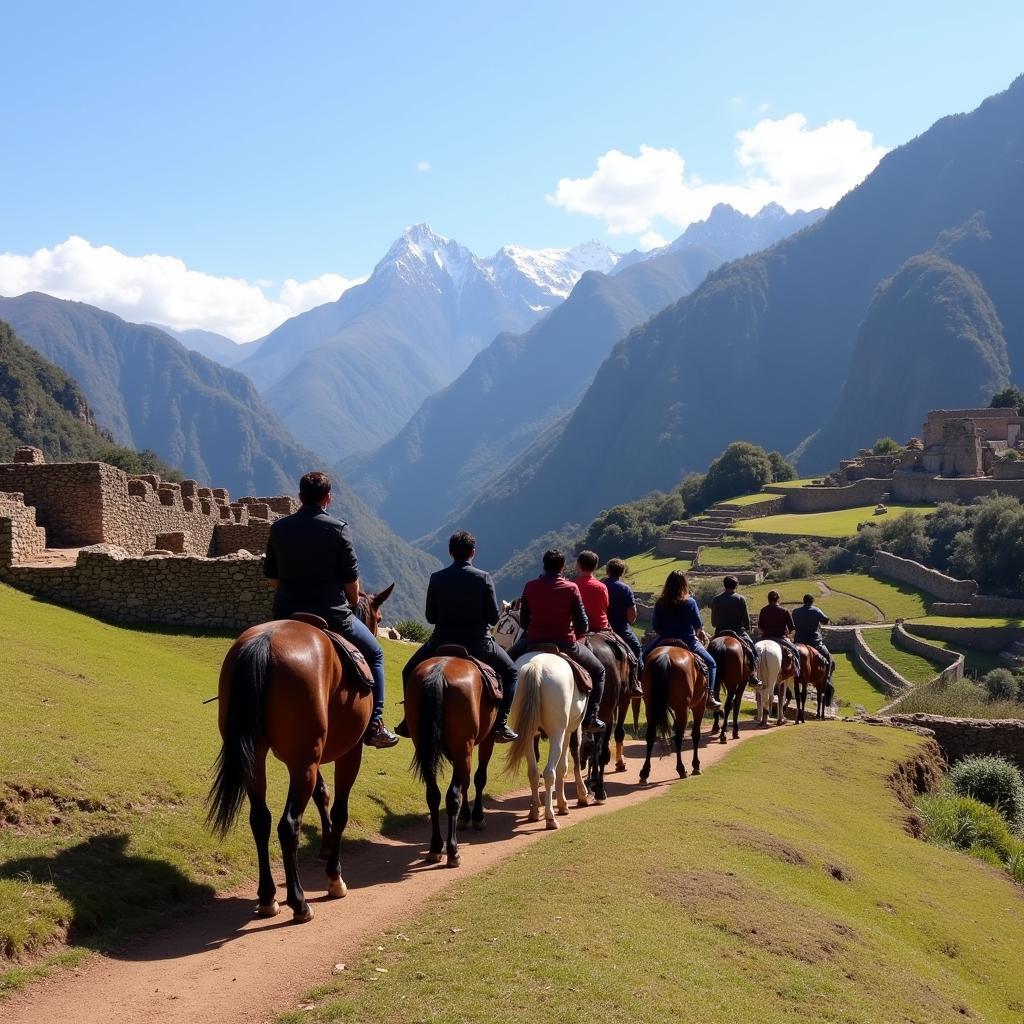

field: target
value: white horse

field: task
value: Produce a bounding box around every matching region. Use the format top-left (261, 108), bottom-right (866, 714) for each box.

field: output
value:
top-left (504, 653), bottom-right (589, 828)
top-left (494, 601), bottom-right (522, 652)
top-left (752, 640), bottom-right (785, 727)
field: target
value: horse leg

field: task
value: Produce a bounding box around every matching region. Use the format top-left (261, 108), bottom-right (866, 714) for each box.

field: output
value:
top-left (674, 713), bottom-right (686, 779)
top-left (710, 706), bottom-right (721, 738)
top-left (732, 681), bottom-right (745, 739)
top-left (593, 722), bottom-right (611, 803)
top-left (471, 735), bottom-right (494, 830)
top-left (639, 705), bottom-right (655, 785)
top-left (425, 770), bottom-right (444, 863)
top-left (278, 764), bottom-right (317, 922)
top-left (457, 773), bottom-right (472, 831)
top-left (718, 690), bottom-right (731, 745)
top-left (571, 730), bottom-right (590, 808)
top-left (446, 744), bottom-right (471, 867)
top-left (614, 702), bottom-right (627, 771)
top-left (631, 695), bottom-right (641, 738)
top-left (526, 734), bottom-right (541, 823)
top-left (312, 769), bottom-right (332, 859)
top-left (545, 730), bottom-right (564, 827)
top-left (325, 744), bottom-right (362, 898)
top-left (247, 744), bottom-right (278, 917)
top-left (779, 682), bottom-right (789, 726)
top-left (691, 708), bottom-right (703, 776)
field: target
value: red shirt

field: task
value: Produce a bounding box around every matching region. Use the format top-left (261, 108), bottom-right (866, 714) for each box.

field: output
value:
top-left (758, 603), bottom-right (795, 639)
top-left (522, 574), bottom-right (587, 644)
top-left (575, 573), bottom-right (610, 631)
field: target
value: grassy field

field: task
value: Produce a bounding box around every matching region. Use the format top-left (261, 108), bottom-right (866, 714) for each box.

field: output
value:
top-left (915, 637), bottom-right (1004, 677)
top-left (727, 580), bottom-right (881, 625)
top-left (831, 651), bottom-right (891, 714)
top-left (732, 503), bottom-right (934, 539)
top-left (764, 477), bottom-right (820, 489)
top-left (697, 544), bottom-right (755, 567)
top-left (622, 549), bottom-right (691, 596)
top-left (860, 629), bottom-right (940, 686)
top-left (822, 573), bottom-right (931, 620)
top-left (0, 584), bottom-right (508, 988)
top-left (890, 677), bottom-right (1024, 720)
top-left (913, 614), bottom-right (1024, 630)
top-left (289, 725), bottom-right (1024, 1024)
top-left (722, 493), bottom-right (783, 507)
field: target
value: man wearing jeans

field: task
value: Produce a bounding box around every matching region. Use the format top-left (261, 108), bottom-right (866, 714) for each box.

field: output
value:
top-left (264, 470), bottom-right (400, 748)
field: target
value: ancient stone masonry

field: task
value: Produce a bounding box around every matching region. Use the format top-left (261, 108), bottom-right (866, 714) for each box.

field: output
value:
top-left (871, 551), bottom-right (978, 602)
top-left (888, 714), bottom-right (1024, 773)
top-left (0, 447), bottom-right (297, 629)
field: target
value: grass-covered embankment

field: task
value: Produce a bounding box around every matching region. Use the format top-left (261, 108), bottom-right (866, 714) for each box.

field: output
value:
top-left (288, 724), bottom-right (1024, 1024)
top-left (732, 503), bottom-right (934, 539)
top-left (0, 584), bottom-right (498, 988)
top-left (860, 630), bottom-right (939, 686)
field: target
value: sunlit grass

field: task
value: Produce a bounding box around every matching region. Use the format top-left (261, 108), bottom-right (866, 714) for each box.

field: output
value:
top-left (732, 504), bottom-right (935, 539)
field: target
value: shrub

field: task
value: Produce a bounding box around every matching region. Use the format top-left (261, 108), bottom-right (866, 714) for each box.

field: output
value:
top-left (872, 437), bottom-right (902, 455)
top-left (820, 544), bottom-right (855, 573)
top-left (689, 579), bottom-right (720, 610)
top-left (990, 385), bottom-right (1024, 415)
top-left (981, 668), bottom-right (1021, 702)
top-left (1005, 449), bottom-right (1021, 462)
top-left (393, 618), bottom-right (431, 643)
top-left (772, 552), bottom-right (815, 581)
top-left (915, 792), bottom-right (1019, 860)
top-left (948, 755), bottom-right (1024, 833)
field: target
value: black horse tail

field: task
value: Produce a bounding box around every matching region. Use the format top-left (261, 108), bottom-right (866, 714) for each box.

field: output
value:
top-left (824, 680), bottom-right (836, 706)
top-left (411, 661), bottom-right (447, 784)
top-left (646, 649), bottom-right (675, 749)
top-left (206, 631), bottom-right (273, 837)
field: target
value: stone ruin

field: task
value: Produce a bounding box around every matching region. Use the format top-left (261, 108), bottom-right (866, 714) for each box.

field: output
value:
top-left (0, 447), bottom-right (298, 628)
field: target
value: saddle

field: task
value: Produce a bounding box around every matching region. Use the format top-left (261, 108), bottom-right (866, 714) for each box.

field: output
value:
top-left (527, 643), bottom-right (593, 694)
top-left (434, 644), bottom-right (503, 703)
top-left (584, 629), bottom-right (633, 665)
top-left (288, 613), bottom-right (373, 693)
top-left (713, 629), bottom-right (757, 672)
top-left (797, 643), bottom-right (831, 676)
top-left (648, 638), bottom-right (709, 690)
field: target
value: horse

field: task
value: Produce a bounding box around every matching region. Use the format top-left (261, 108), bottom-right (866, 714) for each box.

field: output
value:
top-left (577, 633), bottom-right (629, 802)
top-left (792, 644), bottom-right (834, 723)
top-left (751, 640), bottom-right (785, 727)
top-left (638, 644), bottom-right (708, 784)
top-left (505, 653), bottom-right (589, 829)
top-left (404, 654), bottom-right (500, 867)
top-left (206, 585), bottom-right (394, 923)
top-left (707, 635), bottom-right (750, 743)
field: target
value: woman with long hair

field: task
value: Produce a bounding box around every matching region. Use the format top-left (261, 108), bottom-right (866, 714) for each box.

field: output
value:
top-left (643, 570), bottom-right (719, 707)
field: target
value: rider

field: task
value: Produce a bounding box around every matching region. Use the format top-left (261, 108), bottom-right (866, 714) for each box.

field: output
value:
top-left (756, 590), bottom-right (801, 677)
top-left (600, 557), bottom-right (644, 695)
top-left (395, 530), bottom-right (518, 743)
top-left (575, 550), bottom-right (611, 631)
top-left (507, 549), bottom-right (606, 734)
top-left (643, 570), bottom-right (721, 709)
top-left (791, 593), bottom-right (835, 680)
top-left (264, 470), bottom-right (399, 749)
top-left (710, 575), bottom-right (758, 697)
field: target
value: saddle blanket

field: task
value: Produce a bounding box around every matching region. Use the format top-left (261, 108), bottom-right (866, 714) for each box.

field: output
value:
top-left (288, 613), bottom-right (374, 692)
top-left (434, 644), bottom-right (503, 703)
top-left (647, 639), bottom-right (710, 689)
top-left (526, 643), bottom-right (593, 693)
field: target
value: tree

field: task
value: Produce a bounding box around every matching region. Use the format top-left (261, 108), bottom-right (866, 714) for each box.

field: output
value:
top-left (966, 494), bottom-right (1024, 592)
top-left (872, 437), bottom-right (902, 455)
top-left (924, 502), bottom-right (974, 572)
top-left (990, 386), bottom-right (1024, 415)
top-left (768, 450), bottom-right (796, 482)
top-left (582, 490), bottom-right (685, 562)
top-left (694, 442), bottom-right (775, 510)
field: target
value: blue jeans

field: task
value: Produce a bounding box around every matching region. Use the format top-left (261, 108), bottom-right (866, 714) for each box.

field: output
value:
top-left (613, 623), bottom-right (644, 665)
top-left (642, 636), bottom-right (716, 696)
top-left (332, 614), bottom-right (387, 721)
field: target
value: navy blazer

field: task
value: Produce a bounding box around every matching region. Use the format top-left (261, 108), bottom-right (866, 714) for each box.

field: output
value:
top-left (425, 560), bottom-right (500, 644)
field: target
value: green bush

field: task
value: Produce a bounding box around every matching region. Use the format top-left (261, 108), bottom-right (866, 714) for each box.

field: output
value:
top-left (772, 552), bottom-right (815, 581)
top-left (872, 437), bottom-right (902, 455)
top-left (915, 792), bottom-right (1020, 861)
top-left (393, 619), bottom-right (431, 643)
top-left (948, 755), bottom-right (1024, 833)
top-left (980, 668), bottom-right (1021, 702)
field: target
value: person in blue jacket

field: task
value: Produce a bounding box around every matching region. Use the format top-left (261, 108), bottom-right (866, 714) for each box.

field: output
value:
top-left (643, 570), bottom-right (721, 708)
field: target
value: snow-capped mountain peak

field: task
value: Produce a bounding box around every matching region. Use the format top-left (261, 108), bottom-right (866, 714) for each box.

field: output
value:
top-left (484, 240), bottom-right (621, 308)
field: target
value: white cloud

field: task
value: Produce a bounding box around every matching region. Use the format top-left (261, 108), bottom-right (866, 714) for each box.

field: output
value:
top-left (548, 113), bottom-right (887, 238)
top-left (416, 159), bottom-right (432, 173)
top-left (638, 231), bottom-right (668, 251)
top-left (0, 236), bottom-right (364, 342)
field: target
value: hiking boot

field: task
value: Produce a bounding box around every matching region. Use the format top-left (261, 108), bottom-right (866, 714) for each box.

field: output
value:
top-left (394, 717), bottom-right (410, 738)
top-left (364, 719), bottom-right (400, 748)
top-left (583, 714), bottom-right (606, 734)
top-left (492, 712), bottom-right (518, 744)
top-left (708, 693), bottom-right (723, 710)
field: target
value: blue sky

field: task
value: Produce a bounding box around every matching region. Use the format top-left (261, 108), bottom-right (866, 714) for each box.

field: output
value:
top-left (0, 1), bottom-right (1021, 338)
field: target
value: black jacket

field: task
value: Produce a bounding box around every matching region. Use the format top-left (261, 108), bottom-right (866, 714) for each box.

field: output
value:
top-left (264, 504), bottom-right (359, 621)
top-left (425, 560), bottom-right (500, 644)
top-left (711, 590), bottom-right (751, 633)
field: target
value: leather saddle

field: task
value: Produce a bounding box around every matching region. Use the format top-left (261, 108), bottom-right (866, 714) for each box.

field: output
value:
top-left (796, 643), bottom-right (830, 676)
top-left (585, 629), bottom-right (635, 666)
top-left (434, 644), bottom-right (503, 703)
top-left (713, 629), bottom-right (757, 671)
top-left (648, 638), bottom-right (709, 687)
top-left (289, 613), bottom-right (373, 693)
top-left (527, 643), bottom-right (593, 694)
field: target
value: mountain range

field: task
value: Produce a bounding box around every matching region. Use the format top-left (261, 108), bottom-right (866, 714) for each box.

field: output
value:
top-left (156, 324), bottom-right (261, 367)
top-left (431, 74), bottom-right (1024, 575)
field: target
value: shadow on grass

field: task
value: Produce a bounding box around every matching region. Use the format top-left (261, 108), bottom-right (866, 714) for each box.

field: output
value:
top-left (0, 834), bottom-right (215, 954)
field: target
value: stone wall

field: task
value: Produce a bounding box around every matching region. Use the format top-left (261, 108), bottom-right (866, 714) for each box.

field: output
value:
top-left (0, 462), bottom-right (108, 546)
top-left (823, 625), bottom-right (911, 697)
top-left (888, 714), bottom-right (1024, 772)
top-left (931, 595), bottom-right (1024, 618)
top-left (889, 472), bottom-right (1024, 503)
top-left (781, 477), bottom-right (890, 512)
top-left (871, 550), bottom-right (978, 601)
top-left (0, 492), bottom-right (46, 568)
top-left (923, 408), bottom-right (1023, 446)
top-left (212, 521), bottom-right (273, 557)
top-left (892, 623), bottom-right (964, 685)
top-left (991, 459), bottom-right (1024, 479)
top-left (904, 620), bottom-right (1024, 652)
top-left (4, 546), bottom-right (273, 630)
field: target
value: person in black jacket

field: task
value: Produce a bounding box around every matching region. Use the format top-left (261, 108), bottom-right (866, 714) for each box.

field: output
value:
top-left (264, 470), bottom-right (399, 748)
top-left (396, 530), bottom-right (519, 742)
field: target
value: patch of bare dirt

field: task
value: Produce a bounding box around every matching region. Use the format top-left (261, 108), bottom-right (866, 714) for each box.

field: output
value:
top-left (886, 739), bottom-right (946, 808)
top-left (716, 822), bottom-right (809, 866)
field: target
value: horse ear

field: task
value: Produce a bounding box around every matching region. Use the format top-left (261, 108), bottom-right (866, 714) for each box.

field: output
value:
top-left (372, 582), bottom-right (395, 608)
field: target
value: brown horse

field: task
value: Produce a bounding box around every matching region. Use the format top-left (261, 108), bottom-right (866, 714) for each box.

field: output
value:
top-left (577, 633), bottom-right (629, 803)
top-left (708, 635), bottom-right (750, 743)
top-left (792, 644), bottom-right (833, 723)
top-left (638, 644), bottom-right (708, 783)
top-left (405, 655), bottom-right (499, 867)
top-left (206, 587), bottom-right (393, 922)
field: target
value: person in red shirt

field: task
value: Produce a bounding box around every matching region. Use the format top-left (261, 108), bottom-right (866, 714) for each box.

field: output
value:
top-left (757, 590), bottom-right (801, 677)
top-left (574, 549), bottom-right (610, 631)
top-left (508, 549), bottom-right (606, 733)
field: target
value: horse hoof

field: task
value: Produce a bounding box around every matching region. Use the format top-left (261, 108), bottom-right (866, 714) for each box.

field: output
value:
top-left (426, 850), bottom-right (444, 864)
top-left (732, 732), bottom-right (740, 741)
top-left (527, 808), bottom-right (540, 823)
top-left (472, 818), bottom-right (486, 831)
top-left (446, 853), bottom-right (461, 868)
top-left (576, 796), bottom-right (590, 808)
top-left (677, 770), bottom-right (687, 780)
top-left (256, 900), bottom-right (280, 918)
top-left (639, 776), bottom-right (649, 787)
top-left (718, 735), bottom-right (727, 745)
top-left (545, 818), bottom-right (559, 830)
top-left (593, 795), bottom-right (606, 805)
top-left (557, 806), bottom-right (570, 816)
top-left (318, 846), bottom-right (330, 861)
top-left (615, 762), bottom-right (626, 773)
top-left (692, 768), bottom-right (702, 777)
top-left (327, 878), bottom-right (347, 899)
top-left (292, 906), bottom-right (314, 924)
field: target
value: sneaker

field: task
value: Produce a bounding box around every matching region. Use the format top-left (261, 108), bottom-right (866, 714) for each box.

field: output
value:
top-left (493, 715), bottom-right (518, 743)
top-left (708, 694), bottom-right (723, 710)
top-left (394, 718), bottom-right (410, 738)
top-left (583, 715), bottom-right (606, 734)
top-left (365, 719), bottom-right (400, 748)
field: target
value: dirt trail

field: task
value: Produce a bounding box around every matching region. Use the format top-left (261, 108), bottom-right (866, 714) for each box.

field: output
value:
top-left (3, 725), bottom-right (762, 1024)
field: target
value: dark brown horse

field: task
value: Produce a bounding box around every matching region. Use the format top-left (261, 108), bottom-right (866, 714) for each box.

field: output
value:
top-left (639, 644), bottom-right (708, 783)
top-left (577, 633), bottom-right (629, 803)
top-left (708, 635), bottom-right (750, 743)
top-left (405, 654), bottom-right (500, 867)
top-left (792, 644), bottom-right (833, 723)
top-left (207, 587), bottom-right (393, 922)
